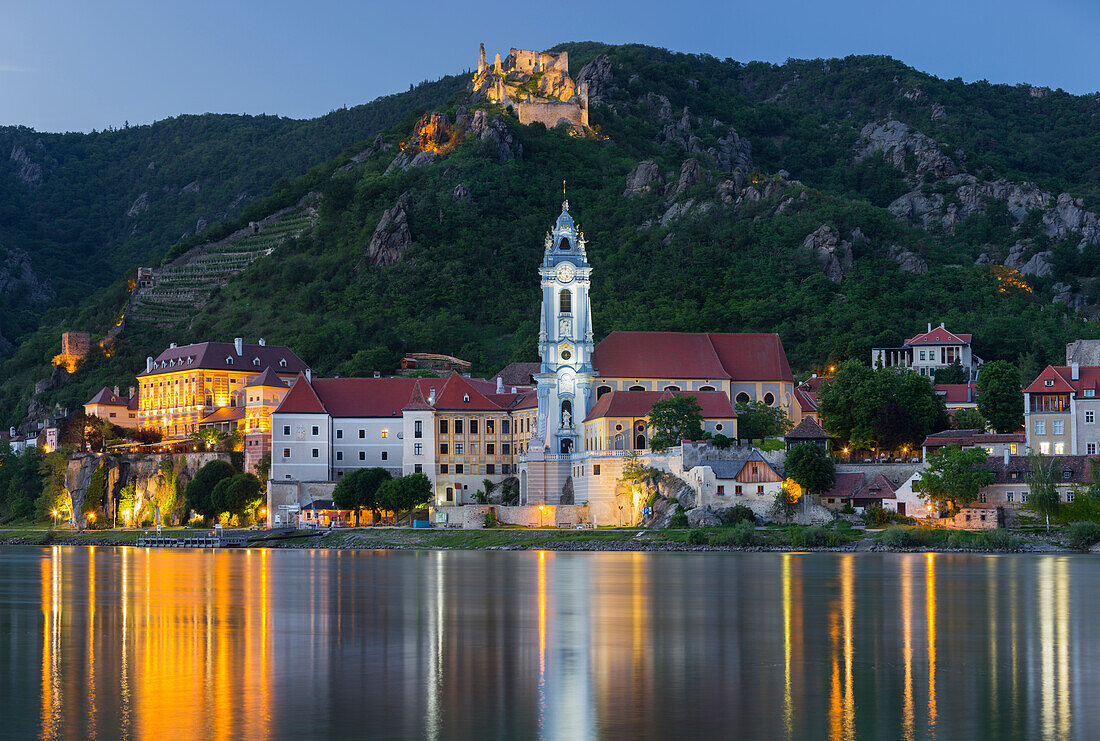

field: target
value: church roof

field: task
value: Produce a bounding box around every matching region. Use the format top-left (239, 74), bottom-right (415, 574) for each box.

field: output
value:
top-left (592, 332), bottom-right (794, 382)
top-left (583, 390), bottom-right (736, 423)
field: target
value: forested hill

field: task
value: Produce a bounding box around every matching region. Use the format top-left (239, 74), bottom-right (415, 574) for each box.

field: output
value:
top-left (6, 42), bottom-right (1100, 428)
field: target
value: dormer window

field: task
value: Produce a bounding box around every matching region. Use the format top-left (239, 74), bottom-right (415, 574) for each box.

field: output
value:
top-left (253, 358), bottom-right (260, 366)
top-left (279, 359), bottom-right (287, 367)
top-left (1046, 379), bottom-right (1054, 387)
top-left (1086, 389), bottom-right (1095, 398)
top-left (226, 357), bottom-right (234, 365)
top-left (463, 394), bottom-right (470, 403)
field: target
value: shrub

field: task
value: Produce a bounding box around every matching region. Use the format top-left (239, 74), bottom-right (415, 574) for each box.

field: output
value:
top-left (711, 433), bottom-right (734, 449)
top-left (1066, 521), bottom-right (1100, 550)
top-left (670, 506), bottom-right (689, 528)
top-left (719, 504), bottom-right (756, 526)
top-left (880, 526), bottom-right (942, 548)
top-left (980, 529), bottom-right (1021, 551)
top-left (483, 510), bottom-right (498, 528)
top-left (708, 522), bottom-right (755, 546)
top-left (687, 529), bottom-right (707, 545)
top-left (836, 520), bottom-right (853, 531)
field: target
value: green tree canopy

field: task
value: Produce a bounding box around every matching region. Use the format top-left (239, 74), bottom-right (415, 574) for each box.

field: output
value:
top-left (913, 444), bottom-right (993, 509)
top-left (185, 459), bottom-right (235, 521)
top-left (376, 472), bottom-right (432, 521)
top-left (952, 407), bottom-right (987, 431)
top-left (976, 361), bottom-right (1024, 433)
top-left (735, 400), bottom-right (793, 442)
top-left (211, 473), bottom-right (263, 520)
top-left (784, 442), bottom-right (836, 499)
top-left (772, 485), bottom-right (798, 524)
top-left (332, 467), bottom-right (392, 525)
top-left (1025, 453), bottom-right (1061, 532)
top-left (934, 358), bottom-right (967, 384)
top-left (647, 395), bottom-right (705, 452)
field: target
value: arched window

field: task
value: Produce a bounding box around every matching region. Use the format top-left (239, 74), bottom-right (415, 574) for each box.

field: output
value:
top-left (735, 392), bottom-right (751, 404)
top-left (635, 434), bottom-right (646, 450)
top-left (561, 439), bottom-right (573, 455)
top-left (764, 392), bottom-right (775, 406)
top-left (559, 289), bottom-right (572, 315)
top-left (629, 385), bottom-right (645, 392)
top-left (664, 385), bottom-right (681, 391)
top-left (597, 385), bottom-right (612, 399)
top-left (699, 385), bottom-right (716, 392)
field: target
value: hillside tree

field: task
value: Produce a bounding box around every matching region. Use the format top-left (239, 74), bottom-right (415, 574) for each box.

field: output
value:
top-left (648, 395), bottom-right (704, 452)
top-left (976, 361), bottom-right (1023, 433)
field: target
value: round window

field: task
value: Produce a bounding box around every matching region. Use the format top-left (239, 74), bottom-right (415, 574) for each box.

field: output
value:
top-left (764, 392), bottom-right (775, 405)
top-left (615, 424), bottom-right (623, 432)
top-left (636, 423), bottom-right (645, 432)
top-left (715, 423), bottom-right (723, 432)
top-left (561, 350), bottom-right (571, 360)
top-left (735, 392), bottom-right (750, 404)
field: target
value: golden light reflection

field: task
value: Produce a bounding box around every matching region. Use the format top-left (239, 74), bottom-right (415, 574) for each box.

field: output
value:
top-left (901, 557), bottom-right (914, 741)
top-left (827, 554), bottom-right (856, 741)
top-left (1038, 557), bottom-right (1072, 741)
top-left (783, 553), bottom-right (793, 739)
top-left (926, 553), bottom-right (937, 734)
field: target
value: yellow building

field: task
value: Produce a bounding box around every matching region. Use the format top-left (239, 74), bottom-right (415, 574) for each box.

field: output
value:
top-left (136, 338), bottom-right (308, 439)
top-left (83, 386), bottom-right (138, 429)
top-left (244, 368), bottom-right (290, 473)
top-left (583, 389), bottom-right (737, 452)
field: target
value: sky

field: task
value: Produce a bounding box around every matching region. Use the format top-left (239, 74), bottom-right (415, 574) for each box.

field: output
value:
top-left (2, 0), bottom-right (1099, 133)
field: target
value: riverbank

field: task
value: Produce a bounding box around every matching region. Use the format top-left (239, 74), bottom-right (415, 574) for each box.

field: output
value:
top-left (0, 525), bottom-right (1085, 553)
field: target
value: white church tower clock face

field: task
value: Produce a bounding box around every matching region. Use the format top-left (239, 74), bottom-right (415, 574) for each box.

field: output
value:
top-left (556, 262), bottom-right (575, 282)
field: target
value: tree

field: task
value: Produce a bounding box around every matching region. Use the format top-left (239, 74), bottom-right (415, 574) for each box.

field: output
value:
top-left (212, 474), bottom-right (263, 521)
top-left (934, 358), bottom-right (967, 384)
top-left (772, 485), bottom-right (798, 524)
top-left (37, 451), bottom-right (70, 524)
top-left (913, 444), bottom-right (994, 510)
top-left (784, 442), bottom-right (836, 500)
top-left (647, 395), bottom-right (704, 452)
top-left (1025, 453), bottom-right (1060, 532)
top-left (977, 361), bottom-right (1023, 433)
top-left (376, 473), bottom-right (432, 522)
top-left (184, 459), bottom-right (235, 523)
top-left (332, 467), bottom-right (391, 526)
top-left (952, 407), bottom-right (987, 431)
top-left (255, 452), bottom-right (272, 482)
top-left (735, 400), bottom-right (793, 443)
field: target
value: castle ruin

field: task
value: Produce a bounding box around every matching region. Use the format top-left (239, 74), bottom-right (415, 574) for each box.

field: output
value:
top-left (473, 43), bottom-right (589, 132)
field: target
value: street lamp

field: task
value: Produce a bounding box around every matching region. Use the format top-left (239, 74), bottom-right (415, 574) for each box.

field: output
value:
top-left (51, 510), bottom-right (58, 530)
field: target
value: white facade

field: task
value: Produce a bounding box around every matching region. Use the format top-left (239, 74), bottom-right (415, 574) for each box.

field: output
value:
top-left (402, 408), bottom-right (437, 479)
top-left (271, 412), bottom-right (330, 482)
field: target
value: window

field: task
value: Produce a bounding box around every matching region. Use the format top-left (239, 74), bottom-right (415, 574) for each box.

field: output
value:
top-left (455, 420), bottom-right (464, 434)
top-left (1007, 492), bottom-right (1014, 503)
top-left (440, 464), bottom-right (448, 474)
top-left (1011, 472), bottom-right (1020, 480)
top-left (440, 443), bottom-right (448, 454)
top-left (559, 289), bottom-right (572, 314)
top-left (1011, 443), bottom-right (1018, 455)
top-left (736, 392), bottom-right (750, 404)
top-left (440, 420), bottom-right (448, 434)
top-left (359, 429), bottom-right (365, 439)
top-left (359, 451), bottom-right (365, 461)
top-left (629, 385), bottom-right (645, 392)
top-left (414, 420), bottom-right (422, 438)
top-left (717, 485), bottom-right (725, 495)
top-left (445, 487), bottom-right (453, 502)
top-left (764, 392), bottom-right (775, 406)
top-left (593, 465), bottom-right (601, 476)
top-left (919, 350), bottom-right (926, 360)
top-left (414, 443), bottom-right (423, 456)
top-left (463, 394), bottom-right (470, 403)
top-left (502, 464), bottom-right (511, 475)
top-left (700, 385), bottom-right (715, 392)
top-left (715, 423), bottom-right (724, 432)
top-left (1035, 420), bottom-right (1046, 435)
top-left (336, 429), bottom-right (343, 439)
top-left (502, 420), bottom-right (510, 434)
top-left (336, 451), bottom-right (343, 461)
top-left (1066, 491), bottom-right (1074, 502)
top-left (1089, 443), bottom-right (1097, 455)
top-left (487, 443), bottom-right (495, 455)
top-left (1040, 442), bottom-right (1050, 454)
top-left (455, 464), bottom-right (464, 474)
top-left (978, 492), bottom-right (986, 503)
top-left (486, 420), bottom-right (495, 434)
top-left (1055, 442), bottom-right (1065, 455)
top-left (664, 385), bottom-right (681, 392)
top-left (283, 425), bottom-right (290, 436)
top-left (597, 385), bottom-right (612, 399)
top-left (455, 444), bottom-right (464, 454)
top-left (414, 464), bottom-right (423, 473)
top-left (486, 464), bottom-right (495, 474)
top-left (1022, 492), bottom-right (1029, 503)
top-left (1045, 379), bottom-right (1054, 387)
top-left (470, 421), bottom-right (478, 434)
top-left (735, 485), bottom-right (743, 495)
top-left (311, 425), bottom-right (319, 436)
top-left (757, 485), bottom-right (765, 494)
top-left (502, 443), bottom-right (511, 455)
top-left (312, 448), bottom-right (319, 458)
top-left (282, 448), bottom-right (290, 458)
top-left (109, 412), bottom-right (116, 418)
top-left (1053, 420), bottom-right (1064, 435)
top-left (381, 451), bottom-right (388, 461)
top-left (1087, 389), bottom-right (1096, 398)
top-left (1062, 469), bottom-right (1072, 480)
top-left (1088, 411), bottom-right (1096, 424)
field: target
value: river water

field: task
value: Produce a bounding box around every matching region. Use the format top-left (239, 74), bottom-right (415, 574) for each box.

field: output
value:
top-left (0, 546), bottom-right (1097, 740)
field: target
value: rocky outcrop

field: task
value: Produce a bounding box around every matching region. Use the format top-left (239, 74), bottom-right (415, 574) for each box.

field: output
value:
top-left (686, 505), bottom-right (721, 528)
top-left (469, 110), bottom-right (522, 164)
top-left (577, 55), bottom-right (614, 105)
top-left (674, 158), bottom-right (703, 198)
top-left (888, 245), bottom-right (928, 274)
top-left (126, 192), bottom-right (150, 218)
top-left (623, 160), bottom-right (660, 197)
top-left (338, 134), bottom-right (391, 174)
top-left (181, 180), bottom-right (201, 194)
top-left (385, 112), bottom-right (458, 174)
top-left (366, 192), bottom-right (412, 267)
top-left (657, 106), bottom-right (703, 153)
top-left (9, 145), bottom-right (43, 187)
top-left (0, 247), bottom-right (55, 303)
top-left (803, 225), bottom-right (854, 283)
top-left (1020, 251), bottom-right (1054, 277)
top-left (1053, 282), bottom-right (1086, 312)
top-left (714, 125), bottom-right (753, 173)
top-left (452, 183), bottom-right (473, 203)
top-left (857, 120), bottom-right (958, 180)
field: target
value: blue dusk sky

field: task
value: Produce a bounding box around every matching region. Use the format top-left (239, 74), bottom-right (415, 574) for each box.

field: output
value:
top-left (2, 0), bottom-right (1098, 132)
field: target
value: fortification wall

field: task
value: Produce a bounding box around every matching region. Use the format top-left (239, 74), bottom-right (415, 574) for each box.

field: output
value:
top-left (515, 101), bottom-right (584, 129)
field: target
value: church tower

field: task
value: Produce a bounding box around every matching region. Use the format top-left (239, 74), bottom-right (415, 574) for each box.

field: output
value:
top-left (529, 198), bottom-right (596, 462)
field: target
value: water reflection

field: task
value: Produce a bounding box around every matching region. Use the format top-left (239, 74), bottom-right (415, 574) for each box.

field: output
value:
top-left (2, 548), bottom-right (1098, 739)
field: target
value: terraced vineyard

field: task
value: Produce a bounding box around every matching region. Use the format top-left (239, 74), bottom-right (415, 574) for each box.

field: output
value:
top-left (128, 207), bottom-right (316, 327)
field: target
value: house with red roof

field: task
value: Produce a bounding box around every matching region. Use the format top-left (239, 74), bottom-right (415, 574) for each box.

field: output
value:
top-left (83, 385), bottom-right (139, 429)
top-left (871, 322), bottom-right (982, 381)
top-left (794, 375), bottom-right (830, 423)
top-left (1024, 362), bottom-right (1100, 456)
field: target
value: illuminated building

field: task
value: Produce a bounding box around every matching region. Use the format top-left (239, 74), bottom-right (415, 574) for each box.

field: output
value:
top-left (243, 368), bottom-right (289, 474)
top-left (83, 386), bottom-right (138, 429)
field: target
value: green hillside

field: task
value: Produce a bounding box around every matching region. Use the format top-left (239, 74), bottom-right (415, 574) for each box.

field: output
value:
top-left (5, 43), bottom-right (1100, 427)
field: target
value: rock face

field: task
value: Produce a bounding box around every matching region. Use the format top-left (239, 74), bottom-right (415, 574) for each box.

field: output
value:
top-left (452, 183), bottom-right (473, 203)
top-left (803, 225), bottom-right (854, 283)
top-left (715, 125), bottom-right (753, 173)
top-left (126, 192), bottom-right (150, 218)
top-left (674, 158), bottom-right (703, 198)
top-left (385, 112), bottom-right (457, 174)
top-left (623, 160), bottom-right (660, 197)
top-left (367, 192), bottom-right (412, 267)
top-left (0, 247), bottom-right (54, 303)
top-left (181, 180), bottom-right (201, 194)
top-left (888, 245), bottom-right (929, 274)
top-left (469, 110), bottom-right (522, 164)
top-left (9, 145), bottom-right (43, 187)
top-left (857, 120), bottom-right (958, 180)
top-left (686, 505), bottom-right (721, 528)
top-left (657, 106), bottom-right (702, 152)
top-left (576, 55), bottom-right (613, 105)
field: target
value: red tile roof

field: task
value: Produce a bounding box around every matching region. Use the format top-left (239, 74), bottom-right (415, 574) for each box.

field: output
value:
top-left (138, 341), bottom-right (309, 377)
top-left (583, 390), bottom-right (736, 422)
top-left (821, 472), bottom-right (864, 499)
top-left (1024, 365), bottom-right (1100, 395)
top-left (591, 332), bottom-right (793, 382)
top-left (785, 416), bottom-right (833, 440)
top-left (794, 375), bottom-right (831, 413)
top-left (402, 381), bottom-right (434, 411)
top-left (935, 383), bottom-right (977, 404)
top-left (905, 327), bottom-right (972, 346)
top-left (922, 430), bottom-right (1025, 448)
top-left (275, 373), bottom-right (327, 414)
top-left (491, 362), bottom-right (541, 387)
top-left (310, 378), bottom-right (421, 418)
top-left (853, 473), bottom-right (897, 500)
top-left (85, 387), bottom-right (129, 407)
top-left (245, 367), bottom-right (288, 388)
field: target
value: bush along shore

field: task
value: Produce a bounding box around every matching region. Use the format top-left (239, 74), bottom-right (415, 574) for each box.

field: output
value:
top-left (0, 522), bottom-right (1092, 553)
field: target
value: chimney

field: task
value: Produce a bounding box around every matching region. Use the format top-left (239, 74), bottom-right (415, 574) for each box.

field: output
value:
top-left (428, 387), bottom-right (436, 406)
top-left (113, 386), bottom-right (120, 397)
top-left (258, 337), bottom-right (266, 347)
top-left (305, 369), bottom-right (311, 382)
top-left (811, 373), bottom-right (817, 379)
top-left (146, 356), bottom-right (153, 373)
top-left (1004, 449), bottom-right (1010, 465)
top-left (1072, 362), bottom-right (1080, 381)
top-left (129, 386), bottom-right (135, 399)
top-left (234, 337), bottom-right (244, 356)
top-left (511, 386), bottom-right (518, 393)
top-left (496, 376), bottom-right (504, 393)
top-left (940, 322), bottom-right (945, 328)
top-left (169, 342), bottom-right (177, 349)
top-left (927, 322), bottom-right (932, 332)
top-left (9, 427), bottom-right (14, 438)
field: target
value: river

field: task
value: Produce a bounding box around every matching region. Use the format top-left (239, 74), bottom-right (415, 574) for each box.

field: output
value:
top-left (0, 546), bottom-right (1097, 739)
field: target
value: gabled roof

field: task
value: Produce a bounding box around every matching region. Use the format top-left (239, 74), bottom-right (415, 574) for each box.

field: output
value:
top-left (85, 387), bottom-right (129, 407)
top-left (245, 367), bottom-right (288, 389)
top-left (583, 390), bottom-right (736, 423)
top-left (699, 450), bottom-right (781, 481)
top-left (137, 341), bottom-right (309, 377)
top-left (853, 473), bottom-right (897, 500)
top-left (785, 416), bottom-right (833, 440)
top-left (402, 381), bottom-right (434, 411)
top-left (1024, 365), bottom-right (1100, 395)
top-left (433, 372), bottom-right (502, 411)
top-left (591, 331), bottom-right (794, 382)
top-left (922, 430), bottom-right (1024, 448)
top-left (821, 472), bottom-right (864, 499)
top-left (310, 378), bottom-right (421, 418)
top-left (905, 327), bottom-right (972, 346)
top-left (491, 362), bottom-right (541, 387)
top-left (794, 375), bottom-right (831, 414)
top-left (935, 383), bottom-right (977, 404)
top-left (275, 373), bottom-right (328, 415)
top-left (987, 455), bottom-right (1095, 485)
